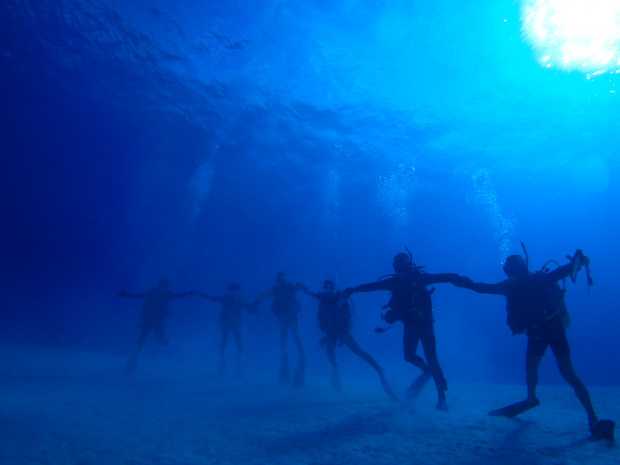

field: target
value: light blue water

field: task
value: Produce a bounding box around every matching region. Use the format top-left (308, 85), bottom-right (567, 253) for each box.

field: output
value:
top-left (1, 0), bottom-right (619, 389)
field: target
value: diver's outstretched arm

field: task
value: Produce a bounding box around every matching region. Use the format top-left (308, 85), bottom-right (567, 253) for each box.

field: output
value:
top-left (301, 287), bottom-right (320, 300)
top-left (352, 278), bottom-right (394, 294)
top-left (195, 292), bottom-right (224, 302)
top-left (170, 290), bottom-right (196, 300)
top-left (118, 290), bottom-right (147, 299)
top-left (253, 289), bottom-right (274, 306)
top-left (453, 278), bottom-right (508, 295)
top-left (547, 250), bottom-right (590, 284)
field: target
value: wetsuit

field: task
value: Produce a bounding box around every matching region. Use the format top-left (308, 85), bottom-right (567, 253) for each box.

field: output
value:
top-left (458, 262), bottom-right (599, 427)
top-left (124, 287), bottom-right (192, 349)
top-left (315, 291), bottom-right (352, 342)
top-left (256, 280), bottom-right (307, 386)
top-left (459, 263), bottom-right (573, 355)
top-left (197, 293), bottom-right (254, 354)
top-left (307, 289), bottom-right (397, 399)
top-left (352, 269), bottom-right (461, 402)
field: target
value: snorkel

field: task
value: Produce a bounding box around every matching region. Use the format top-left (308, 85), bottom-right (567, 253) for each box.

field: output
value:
top-left (520, 241), bottom-right (529, 270)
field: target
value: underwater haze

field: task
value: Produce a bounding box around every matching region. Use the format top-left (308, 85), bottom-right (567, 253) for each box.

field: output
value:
top-left (1, 1), bottom-right (620, 462)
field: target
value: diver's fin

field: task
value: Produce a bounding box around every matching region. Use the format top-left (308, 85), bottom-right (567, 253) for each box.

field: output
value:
top-left (125, 352), bottom-right (139, 373)
top-left (379, 369), bottom-right (398, 401)
top-left (591, 419), bottom-right (615, 441)
top-left (218, 356), bottom-right (227, 375)
top-left (292, 361), bottom-right (305, 388)
top-left (436, 398), bottom-right (448, 411)
top-left (405, 372), bottom-right (432, 400)
top-left (489, 398), bottom-right (540, 418)
top-left (279, 355), bottom-right (290, 384)
top-left (235, 355), bottom-right (244, 377)
top-left (331, 368), bottom-right (342, 391)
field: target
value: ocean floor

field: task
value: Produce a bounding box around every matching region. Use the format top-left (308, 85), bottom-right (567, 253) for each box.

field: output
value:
top-left (0, 344), bottom-right (617, 465)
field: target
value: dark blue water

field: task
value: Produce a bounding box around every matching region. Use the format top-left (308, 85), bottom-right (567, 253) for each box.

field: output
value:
top-left (1, 0), bottom-right (619, 387)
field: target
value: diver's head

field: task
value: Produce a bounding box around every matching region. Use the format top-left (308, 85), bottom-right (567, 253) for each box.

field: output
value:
top-left (276, 272), bottom-right (287, 285)
top-left (228, 284), bottom-right (241, 297)
top-left (503, 255), bottom-right (528, 277)
top-left (157, 278), bottom-right (170, 288)
top-left (323, 279), bottom-right (336, 294)
top-left (392, 252), bottom-right (412, 274)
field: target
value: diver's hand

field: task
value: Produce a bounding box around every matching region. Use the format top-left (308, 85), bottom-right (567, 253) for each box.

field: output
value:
top-left (573, 249), bottom-right (590, 267)
top-left (453, 276), bottom-right (474, 288)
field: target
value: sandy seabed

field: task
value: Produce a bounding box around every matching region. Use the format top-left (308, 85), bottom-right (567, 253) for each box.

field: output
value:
top-left (0, 344), bottom-right (617, 465)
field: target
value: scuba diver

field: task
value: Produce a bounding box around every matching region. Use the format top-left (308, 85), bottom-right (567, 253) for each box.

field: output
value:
top-left (344, 249), bottom-right (463, 410)
top-left (454, 245), bottom-right (615, 441)
top-left (302, 279), bottom-right (398, 401)
top-left (254, 272), bottom-right (307, 388)
top-left (195, 284), bottom-right (258, 376)
top-left (119, 278), bottom-right (195, 373)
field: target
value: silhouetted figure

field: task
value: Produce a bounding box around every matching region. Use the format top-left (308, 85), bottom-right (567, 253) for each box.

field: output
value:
top-left (455, 248), bottom-right (615, 440)
top-left (303, 279), bottom-right (398, 400)
top-left (345, 250), bottom-right (462, 410)
top-left (254, 272), bottom-right (307, 387)
top-left (195, 284), bottom-right (257, 376)
top-left (119, 278), bottom-right (193, 373)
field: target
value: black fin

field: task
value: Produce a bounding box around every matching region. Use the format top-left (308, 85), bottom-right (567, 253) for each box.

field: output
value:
top-left (591, 419), bottom-right (615, 441)
top-left (405, 372), bottom-right (432, 400)
top-left (489, 398), bottom-right (540, 418)
top-left (279, 355), bottom-right (290, 384)
top-left (125, 353), bottom-right (139, 373)
top-left (292, 361), bottom-right (305, 388)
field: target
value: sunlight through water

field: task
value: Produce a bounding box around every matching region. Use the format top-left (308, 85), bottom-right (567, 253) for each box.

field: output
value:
top-left (520, 0), bottom-right (620, 75)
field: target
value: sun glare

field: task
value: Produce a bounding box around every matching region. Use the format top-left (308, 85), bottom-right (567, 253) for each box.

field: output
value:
top-left (520, 0), bottom-right (620, 75)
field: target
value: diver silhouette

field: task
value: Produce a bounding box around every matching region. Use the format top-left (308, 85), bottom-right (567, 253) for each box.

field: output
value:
top-left (195, 284), bottom-right (257, 376)
top-left (345, 249), bottom-right (463, 410)
top-left (254, 272), bottom-right (307, 388)
top-left (454, 247), bottom-right (615, 441)
top-left (119, 278), bottom-right (194, 373)
top-left (302, 279), bottom-right (398, 400)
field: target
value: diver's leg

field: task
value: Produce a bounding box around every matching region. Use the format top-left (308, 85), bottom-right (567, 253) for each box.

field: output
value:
top-left (556, 354), bottom-right (597, 424)
top-left (232, 326), bottom-right (243, 354)
top-left (126, 326), bottom-right (150, 373)
top-left (342, 332), bottom-right (397, 400)
top-left (291, 322), bottom-right (306, 365)
top-left (342, 332), bottom-right (381, 371)
top-left (551, 334), bottom-right (598, 426)
top-left (402, 323), bottom-right (429, 371)
top-left (232, 326), bottom-right (244, 376)
top-left (219, 326), bottom-right (229, 375)
top-left (326, 335), bottom-right (337, 368)
top-left (419, 324), bottom-right (448, 409)
top-left (279, 321), bottom-right (290, 384)
top-left (154, 321), bottom-right (170, 346)
top-left (525, 336), bottom-right (547, 401)
top-left (137, 326), bottom-right (150, 350)
top-left (220, 325), bottom-right (229, 354)
top-left (291, 321), bottom-right (306, 388)
top-left (525, 355), bottom-right (543, 401)
top-left (325, 336), bottom-right (340, 391)
top-left (403, 323), bottom-right (432, 400)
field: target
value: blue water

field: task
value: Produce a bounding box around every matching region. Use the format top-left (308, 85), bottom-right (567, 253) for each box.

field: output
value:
top-left (1, 0), bottom-right (619, 390)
